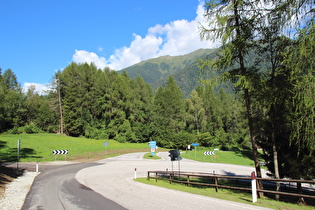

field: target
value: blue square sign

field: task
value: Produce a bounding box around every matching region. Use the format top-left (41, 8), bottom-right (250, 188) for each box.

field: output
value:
top-left (149, 141), bottom-right (156, 148)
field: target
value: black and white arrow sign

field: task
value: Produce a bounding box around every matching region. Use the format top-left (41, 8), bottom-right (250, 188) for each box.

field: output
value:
top-left (204, 151), bottom-right (215, 156)
top-left (52, 150), bottom-right (68, 155)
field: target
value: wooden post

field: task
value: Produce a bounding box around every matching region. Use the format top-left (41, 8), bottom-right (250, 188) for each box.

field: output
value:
top-left (297, 182), bottom-right (305, 204)
top-left (170, 172), bottom-right (173, 184)
top-left (215, 177), bottom-right (218, 192)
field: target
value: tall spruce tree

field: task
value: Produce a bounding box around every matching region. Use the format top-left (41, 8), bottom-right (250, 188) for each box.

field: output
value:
top-left (200, 0), bottom-right (263, 186)
top-left (185, 90), bottom-right (206, 134)
top-left (152, 75), bottom-right (184, 148)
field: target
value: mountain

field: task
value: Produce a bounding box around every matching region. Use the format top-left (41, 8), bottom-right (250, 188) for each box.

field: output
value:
top-left (118, 48), bottom-right (219, 97)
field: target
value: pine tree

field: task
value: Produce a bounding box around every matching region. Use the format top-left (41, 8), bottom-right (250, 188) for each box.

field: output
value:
top-left (200, 0), bottom-right (264, 192)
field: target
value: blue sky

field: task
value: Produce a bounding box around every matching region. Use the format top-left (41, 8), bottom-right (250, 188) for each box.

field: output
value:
top-left (1, 0), bottom-right (218, 93)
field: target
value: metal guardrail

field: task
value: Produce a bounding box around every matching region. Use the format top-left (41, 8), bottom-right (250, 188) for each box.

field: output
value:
top-left (147, 171), bottom-right (315, 200)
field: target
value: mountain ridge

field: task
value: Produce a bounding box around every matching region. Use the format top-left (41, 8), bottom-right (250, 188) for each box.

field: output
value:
top-left (118, 48), bottom-right (219, 97)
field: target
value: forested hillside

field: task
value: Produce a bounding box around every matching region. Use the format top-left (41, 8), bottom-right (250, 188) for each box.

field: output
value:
top-left (119, 48), bottom-right (219, 97)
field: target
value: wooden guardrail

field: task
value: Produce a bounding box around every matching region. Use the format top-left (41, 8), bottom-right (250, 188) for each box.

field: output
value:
top-left (147, 171), bottom-right (315, 201)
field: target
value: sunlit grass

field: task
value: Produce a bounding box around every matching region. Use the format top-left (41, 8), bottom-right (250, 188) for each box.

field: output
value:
top-left (136, 178), bottom-right (314, 210)
top-left (0, 133), bottom-right (149, 162)
top-left (181, 147), bottom-right (264, 167)
top-left (143, 152), bottom-right (161, 160)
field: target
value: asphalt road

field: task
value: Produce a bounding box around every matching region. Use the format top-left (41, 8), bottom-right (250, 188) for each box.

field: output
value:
top-left (76, 152), bottom-right (271, 210)
top-left (22, 162), bottom-right (126, 210)
top-left (22, 152), bottom-right (271, 210)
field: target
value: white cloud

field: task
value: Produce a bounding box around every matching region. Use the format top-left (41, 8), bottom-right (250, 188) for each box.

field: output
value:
top-left (72, 50), bottom-right (107, 69)
top-left (72, 2), bottom-right (219, 70)
top-left (23, 83), bottom-right (49, 95)
top-left (107, 34), bottom-right (163, 70)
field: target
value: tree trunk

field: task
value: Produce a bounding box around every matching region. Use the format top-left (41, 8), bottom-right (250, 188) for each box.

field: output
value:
top-left (58, 78), bottom-right (64, 134)
top-left (272, 132), bottom-right (280, 200)
top-left (244, 89), bottom-right (264, 197)
top-left (233, 1), bottom-right (263, 197)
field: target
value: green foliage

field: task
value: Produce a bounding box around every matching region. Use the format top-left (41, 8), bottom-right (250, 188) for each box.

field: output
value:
top-left (0, 69), bottom-right (24, 132)
top-left (7, 122), bottom-right (43, 134)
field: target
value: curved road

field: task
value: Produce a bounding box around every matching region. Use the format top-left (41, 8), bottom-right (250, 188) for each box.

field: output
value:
top-left (23, 152), bottom-right (271, 210)
top-left (22, 162), bottom-right (126, 210)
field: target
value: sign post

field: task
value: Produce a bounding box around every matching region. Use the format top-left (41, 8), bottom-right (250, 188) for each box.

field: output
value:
top-left (52, 150), bottom-right (69, 161)
top-left (104, 142), bottom-right (109, 156)
top-left (149, 141), bottom-right (156, 156)
top-left (191, 143), bottom-right (199, 158)
top-left (17, 139), bottom-right (21, 169)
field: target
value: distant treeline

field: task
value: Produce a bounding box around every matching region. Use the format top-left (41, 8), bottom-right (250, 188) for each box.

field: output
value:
top-left (0, 64), bottom-right (248, 152)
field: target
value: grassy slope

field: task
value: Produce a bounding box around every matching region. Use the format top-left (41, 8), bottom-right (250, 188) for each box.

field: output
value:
top-left (0, 133), bottom-right (149, 162)
top-left (181, 148), bottom-right (258, 167)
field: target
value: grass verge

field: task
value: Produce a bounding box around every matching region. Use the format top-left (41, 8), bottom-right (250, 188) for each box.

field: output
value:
top-left (181, 148), bottom-right (264, 167)
top-left (143, 153), bottom-right (161, 160)
top-left (135, 178), bottom-right (314, 210)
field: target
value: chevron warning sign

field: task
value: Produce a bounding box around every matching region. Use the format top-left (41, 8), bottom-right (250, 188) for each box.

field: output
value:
top-left (52, 150), bottom-right (68, 155)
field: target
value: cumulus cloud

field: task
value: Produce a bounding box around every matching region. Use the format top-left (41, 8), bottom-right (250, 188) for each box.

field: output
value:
top-left (72, 50), bottom-right (107, 69)
top-left (23, 82), bottom-right (49, 95)
top-left (72, 2), bottom-right (219, 70)
top-left (107, 34), bottom-right (163, 70)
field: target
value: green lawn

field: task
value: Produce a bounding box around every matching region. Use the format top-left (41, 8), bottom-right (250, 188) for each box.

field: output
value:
top-left (181, 148), bottom-right (262, 167)
top-left (136, 178), bottom-right (314, 210)
top-left (0, 133), bottom-right (149, 162)
top-left (0, 134), bottom-right (263, 165)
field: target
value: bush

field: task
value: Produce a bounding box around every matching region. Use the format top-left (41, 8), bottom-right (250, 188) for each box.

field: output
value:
top-left (8, 122), bottom-right (43, 134)
top-left (174, 132), bottom-right (195, 149)
top-left (85, 125), bottom-right (108, 140)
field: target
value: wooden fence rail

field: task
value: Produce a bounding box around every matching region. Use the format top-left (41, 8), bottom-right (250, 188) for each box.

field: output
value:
top-left (147, 171), bottom-right (315, 200)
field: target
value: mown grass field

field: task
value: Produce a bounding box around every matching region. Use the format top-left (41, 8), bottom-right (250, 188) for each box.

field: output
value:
top-left (181, 147), bottom-right (261, 167)
top-left (0, 133), bottom-right (150, 162)
top-left (0, 133), bottom-right (262, 165)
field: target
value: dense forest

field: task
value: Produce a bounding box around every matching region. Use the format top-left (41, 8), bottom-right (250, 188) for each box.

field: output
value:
top-left (0, 66), bottom-right (246, 149)
top-left (0, 0), bottom-right (314, 184)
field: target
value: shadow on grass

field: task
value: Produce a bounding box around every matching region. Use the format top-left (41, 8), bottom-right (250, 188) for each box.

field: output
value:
top-left (0, 140), bottom-right (42, 163)
top-left (0, 140), bottom-right (42, 192)
top-left (0, 140), bottom-right (6, 149)
top-left (233, 150), bottom-right (255, 161)
top-left (0, 148), bottom-right (42, 162)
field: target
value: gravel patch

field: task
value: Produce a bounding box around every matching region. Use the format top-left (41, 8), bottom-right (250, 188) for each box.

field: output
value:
top-left (0, 172), bottom-right (39, 210)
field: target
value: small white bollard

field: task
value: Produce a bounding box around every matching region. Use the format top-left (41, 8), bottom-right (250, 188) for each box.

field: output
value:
top-left (251, 171), bottom-right (257, 203)
top-left (36, 162), bottom-right (39, 173)
top-left (134, 168), bottom-right (137, 179)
